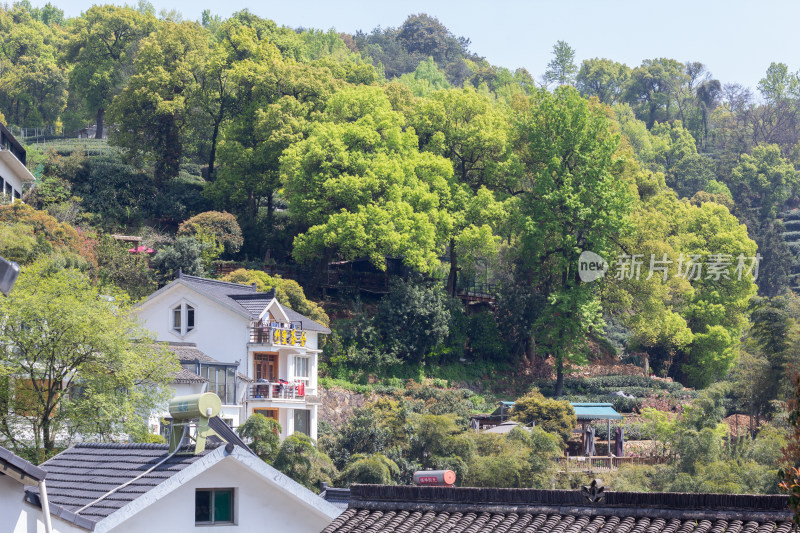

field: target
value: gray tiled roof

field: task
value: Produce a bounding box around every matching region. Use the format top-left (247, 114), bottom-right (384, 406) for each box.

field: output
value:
top-left (177, 274), bottom-right (330, 333)
top-left (172, 367), bottom-right (207, 384)
top-left (159, 341), bottom-right (219, 363)
top-left (26, 443), bottom-right (221, 528)
top-left (0, 445), bottom-right (46, 484)
top-left (322, 485), bottom-right (793, 533)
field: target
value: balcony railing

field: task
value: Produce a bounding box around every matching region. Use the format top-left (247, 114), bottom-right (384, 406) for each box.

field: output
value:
top-left (557, 455), bottom-right (668, 471)
top-left (249, 322), bottom-right (304, 345)
top-left (248, 381), bottom-right (307, 401)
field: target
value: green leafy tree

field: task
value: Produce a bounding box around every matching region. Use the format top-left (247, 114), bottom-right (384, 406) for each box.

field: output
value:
top-left (273, 433), bottom-right (337, 491)
top-left (94, 234), bottom-right (156, 301)
top-left (109, 21), bottom-right (208, 184)
top-left (337, 453), bottom-right (399, 485)
top-left (576, 58), bottom-right (630, 104)
top-left (221, 269), bottom-right (329, 326)
top-left (510, 86), bottom-right (634, 394)
top-left (177, 211), bottom-right (243, 255)
top-left (237, 413), bottom-right (281, 463)
top-left (64, 5), bottom-right (156, 138)
top-left (510, 389), bottom-right (576, 443)
top-left (544, 40), bottom-right (577, 87)
top-left (375, 277), bottom-right (454, 363)
top-left (281, 85), bottom-right (454, 273)
top-left (0, 5), bottom-right (67, 126)
top-left (150, 236), bottom-right (204, 284)
top-left (0, 260), bottom-right (178, 463)
top-left (729, 144), bottom-right (798, 218)
top-left (409, 87), bottom-right (509, 295)
top-left (623, 58), bottom-right (688, 128)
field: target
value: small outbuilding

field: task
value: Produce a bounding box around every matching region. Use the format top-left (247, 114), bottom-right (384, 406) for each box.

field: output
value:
top-left (570, 402), bottom-right (623, 456)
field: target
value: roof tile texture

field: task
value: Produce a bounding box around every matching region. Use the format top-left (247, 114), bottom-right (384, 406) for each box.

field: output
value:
top-left (322, 509), bottom-right (793, 533)
top-left (29, 443), bottom-right (216, 523)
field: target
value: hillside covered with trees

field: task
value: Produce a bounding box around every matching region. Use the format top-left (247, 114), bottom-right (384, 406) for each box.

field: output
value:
top-left (3, 1), bottom-right (800, 496)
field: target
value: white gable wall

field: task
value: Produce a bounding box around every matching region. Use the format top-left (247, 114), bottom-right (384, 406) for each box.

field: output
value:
top-left (137, 284), bottom-right (250, 365)
top-left (2, 478), bottom-right (85, 533)
top-left (0, 154), bottom-right (29, 202)
top-left (107, 454), bottom-right (335, 533)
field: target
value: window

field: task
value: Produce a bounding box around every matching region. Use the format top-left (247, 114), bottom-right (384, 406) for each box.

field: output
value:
top-left (199, 365), bottom-right (236, 404)
top-left (254, 408), bottom-right (278, 422)
top-left (172, 307), bottom-right (181, 333)
top-left (171, 302), bottom-right (195, 336)
top-left (195, 488), bottom-right (234, 525)
top-left (294, 356), bottom-right (309, 381)
top-left (294, 409), bottom-right (310, 436)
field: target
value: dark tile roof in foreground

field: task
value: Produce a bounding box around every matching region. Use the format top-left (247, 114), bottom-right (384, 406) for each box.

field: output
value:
top-left (322, 485), bottom-right (793, 533)
top-left (25, 442), bottom-right (221, 530)
top-left (0, 445), bottom-right (46, 484)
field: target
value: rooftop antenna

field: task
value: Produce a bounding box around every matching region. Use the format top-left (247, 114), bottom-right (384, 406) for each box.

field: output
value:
top-left (168, 392), bottom-right (222, 454)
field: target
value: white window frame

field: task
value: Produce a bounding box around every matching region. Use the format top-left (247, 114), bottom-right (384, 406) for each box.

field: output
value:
top-left (170, 300), bottom-right (196, 338)
top-left (293, 355), bottom-right (310, 383)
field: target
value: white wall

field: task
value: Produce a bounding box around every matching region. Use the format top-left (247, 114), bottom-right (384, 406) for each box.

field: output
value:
top-left (0, 155), bottom-right (26, 200)
top-left (111, 457), bottom-right (333, 533)
top-left (2, 478), bottom-right (84, 533)
top-left (137, 284), bottom-right (251, 366)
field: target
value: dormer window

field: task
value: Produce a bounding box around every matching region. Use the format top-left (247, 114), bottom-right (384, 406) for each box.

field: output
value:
top-left (172, 303), bottom-right (195, 336)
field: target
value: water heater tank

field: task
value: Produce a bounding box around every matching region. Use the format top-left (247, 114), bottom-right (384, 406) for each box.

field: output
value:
top-left (413, 470), bottom-right (456, 486)
top-left (169, 393), bottom-right (222, 420)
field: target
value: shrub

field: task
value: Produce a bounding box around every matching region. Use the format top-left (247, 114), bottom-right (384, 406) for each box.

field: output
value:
top-left (238, 413), bottom-right (282, 463)
top-left (177, 211), bottom-right (243, 255)
top-left (337, 453), bottom-right (399, 486)
top-left (150, 236), bottom-right (204, 284)
top-left (511, 389), bottom-right (576, 442)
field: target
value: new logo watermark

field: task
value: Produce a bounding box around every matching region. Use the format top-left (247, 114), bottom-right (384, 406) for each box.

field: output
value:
top-left (578, 251), bottom-right (761, 283)
top-left (578, 251), bottom-right (608, 282)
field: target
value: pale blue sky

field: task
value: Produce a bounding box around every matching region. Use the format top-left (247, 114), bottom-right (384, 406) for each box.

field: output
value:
top-left (37, 0), bottom-right (800, 92)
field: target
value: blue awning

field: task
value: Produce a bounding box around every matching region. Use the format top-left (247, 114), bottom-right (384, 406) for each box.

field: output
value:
top-left (570, 402), bottom-right (623, 420)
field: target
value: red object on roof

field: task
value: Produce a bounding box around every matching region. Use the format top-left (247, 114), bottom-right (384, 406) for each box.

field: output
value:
top-left (128, 246), bottom-right (155, 254)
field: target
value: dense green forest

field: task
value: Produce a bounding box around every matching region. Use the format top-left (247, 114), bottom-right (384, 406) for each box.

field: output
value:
top-left (4, 1), bottom-right (800, 495)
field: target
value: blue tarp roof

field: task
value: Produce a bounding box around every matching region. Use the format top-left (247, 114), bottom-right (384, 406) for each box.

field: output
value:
top-left (570, 402), bottom-right (623, 420)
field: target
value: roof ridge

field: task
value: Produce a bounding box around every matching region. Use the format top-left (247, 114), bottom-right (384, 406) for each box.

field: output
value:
top-left (157, 341), bottom-right (197, 347)
top-left (348, 485), bottom-right (790, 512)
top-left (73, 443), bottom-right (170, 450)
top-left (180, 274), bottom-right (257, 292)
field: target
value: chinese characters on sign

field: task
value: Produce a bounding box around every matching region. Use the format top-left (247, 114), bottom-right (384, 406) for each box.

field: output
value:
top-left (272, 328), bottom-right (307, 347)
top-left (578, 251), bottom-right (761, 283)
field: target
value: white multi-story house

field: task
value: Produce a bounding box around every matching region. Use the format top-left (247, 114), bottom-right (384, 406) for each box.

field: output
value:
top-left (0, 123), bottom-right (35, 203)
top-left (136, 273), bottom-right (329, 440)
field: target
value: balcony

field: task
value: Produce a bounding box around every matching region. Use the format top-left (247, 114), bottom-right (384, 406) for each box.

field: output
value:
top-left (248, 381), bottom-right (308, 402)
top-left (249, 322), bottom-right (305, 346)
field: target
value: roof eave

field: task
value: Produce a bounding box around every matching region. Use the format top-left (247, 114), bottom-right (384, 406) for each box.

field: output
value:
top-left (0, 149), bottom-right (35, 182)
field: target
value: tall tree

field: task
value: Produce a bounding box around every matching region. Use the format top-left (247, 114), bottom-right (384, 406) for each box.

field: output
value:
top-left (281, 85), bottom-right (453, 273)
top-left (511, 86), bottom-right (634, 395)
top-left (64, 5), bottom-right (155, 139)
top-left (109, 20), bottom-right (208, 184)
top-left (409, 87), bottom-right (509, 295)
top-left (576, 58), bottom-right (630, 104)
top-left (544, 40), bottom-right (577, 87)
top-left (623, 58), bottom-right (688, 128)
top-left (0, 5), bottom-right (66, 126)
